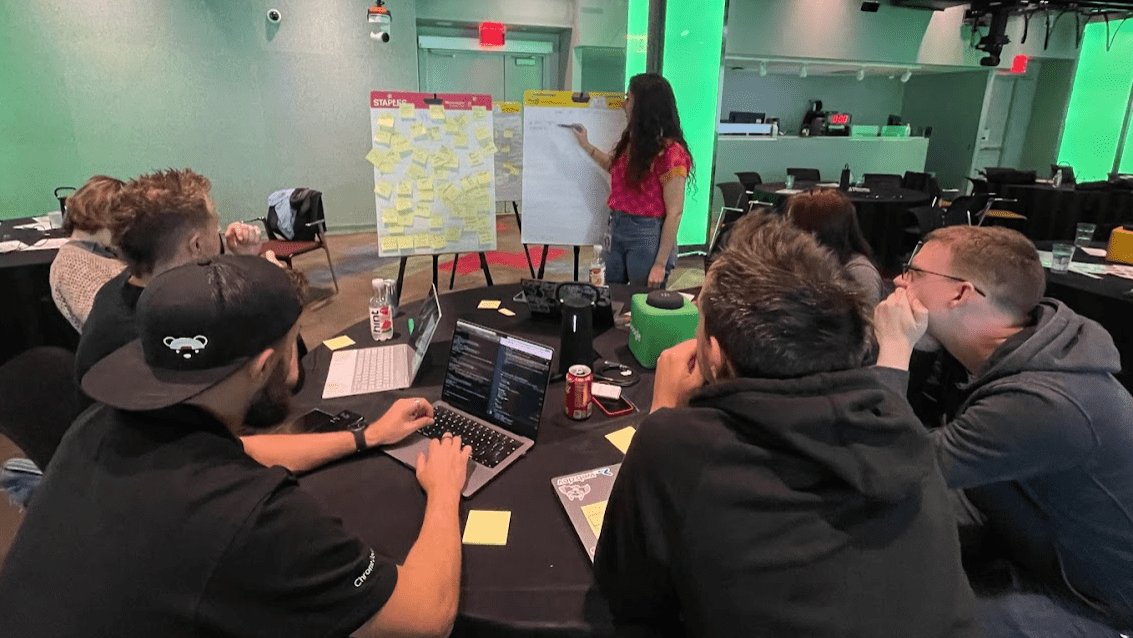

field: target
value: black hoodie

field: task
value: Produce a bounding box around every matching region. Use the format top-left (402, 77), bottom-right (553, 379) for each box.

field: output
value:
top-left (594, 367), bottom-right (978, 638)
top-left (880, 299), bottom-right (1133, 627)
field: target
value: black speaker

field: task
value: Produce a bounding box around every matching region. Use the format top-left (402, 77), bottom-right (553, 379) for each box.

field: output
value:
top-left (559, 296), bottom-right (595, 374)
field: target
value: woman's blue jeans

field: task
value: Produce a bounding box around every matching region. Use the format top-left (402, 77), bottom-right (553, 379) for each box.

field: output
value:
top-left (606, 211), bottom-right (677, 286)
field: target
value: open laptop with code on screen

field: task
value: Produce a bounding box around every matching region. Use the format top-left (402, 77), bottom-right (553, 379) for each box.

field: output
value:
top-left (382, 319), bottom-right (555, 497)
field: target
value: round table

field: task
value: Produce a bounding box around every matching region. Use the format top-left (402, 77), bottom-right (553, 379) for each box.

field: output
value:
top-left (0, 217), bottom-right (76, 365)
top-left (751, 182), bottom-right (930, 271)
top-left (1002, 183), bottom-right (1133, 242)
top-left (287, 284), bottom-right (656, 637)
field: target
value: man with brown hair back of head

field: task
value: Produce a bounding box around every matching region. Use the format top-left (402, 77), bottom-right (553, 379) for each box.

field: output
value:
top-left (594, 212), bottom-right (978, 637)
top-left (874, 224), bottom-right (1133, 635)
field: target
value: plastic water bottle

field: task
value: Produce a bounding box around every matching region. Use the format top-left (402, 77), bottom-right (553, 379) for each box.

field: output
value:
top-left (1053, 168), bottom-right (1064, 188)
top-left (589, 245), bottom-right (606, 286)
top-left (370, 278), bottom-right (393, 341)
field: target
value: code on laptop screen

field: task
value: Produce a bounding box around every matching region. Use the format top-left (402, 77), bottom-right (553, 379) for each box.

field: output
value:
top-left (441, 320), bottom-right (554, 440)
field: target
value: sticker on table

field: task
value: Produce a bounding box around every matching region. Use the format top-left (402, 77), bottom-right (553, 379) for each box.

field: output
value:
top-left (462, 510), bottom-right (511, 546)
top-left (477, 299), bottom-right (501, 310)
top-left (605, 426), bottom-right (636, 454)
top-left (323, 336), bottom-right (355, 351)
top-left (580, 500), bottom-right (607, 539)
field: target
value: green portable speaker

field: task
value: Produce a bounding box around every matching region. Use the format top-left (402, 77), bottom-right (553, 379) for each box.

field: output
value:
top-left (627, 291), bottom-right (699, 368)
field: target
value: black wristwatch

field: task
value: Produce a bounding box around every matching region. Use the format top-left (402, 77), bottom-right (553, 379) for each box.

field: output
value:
top-left (328, 410), bottom-right (367, 452)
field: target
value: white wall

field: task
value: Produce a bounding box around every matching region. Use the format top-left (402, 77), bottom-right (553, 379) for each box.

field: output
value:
top-left (722, 71), bottom-right (905, 134)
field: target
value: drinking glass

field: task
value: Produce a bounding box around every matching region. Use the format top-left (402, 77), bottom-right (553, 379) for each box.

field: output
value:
top-left (1051, 243), bottom-right (1074, 274)
top-left (1075, 223), bottom-right (1096, 247)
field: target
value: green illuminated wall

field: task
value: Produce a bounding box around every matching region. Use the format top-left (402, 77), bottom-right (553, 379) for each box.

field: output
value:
top-left (624, 0), bottom-right (648, 88)
top-left (1058, 22), bottom-right (1133, 181)
top-left (662, 0), bottom-right (726, 245)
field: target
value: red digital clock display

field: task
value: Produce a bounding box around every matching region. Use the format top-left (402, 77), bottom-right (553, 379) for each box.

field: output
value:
top-left (829, 113), bottom-right (850, 125)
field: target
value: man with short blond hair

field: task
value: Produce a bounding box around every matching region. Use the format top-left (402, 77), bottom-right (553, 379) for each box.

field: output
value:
top-left (875, 224), bottom-right (1133, 635)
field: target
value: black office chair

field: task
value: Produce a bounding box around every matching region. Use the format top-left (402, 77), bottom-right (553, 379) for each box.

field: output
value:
top-left (716, 182), bottom-right (749, 210)
top-left (787, 168), bottom-right (821, 182)
top-left (863, 173), bottom-right (903, 190)
top-left (0, 347), bottom-right (81, 470)
top-left (735, 171), bottom-right (763, 191)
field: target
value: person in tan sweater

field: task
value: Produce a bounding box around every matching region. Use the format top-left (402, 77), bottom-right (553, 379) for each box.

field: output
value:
top-left (49, 175), bottom-right (128, 332)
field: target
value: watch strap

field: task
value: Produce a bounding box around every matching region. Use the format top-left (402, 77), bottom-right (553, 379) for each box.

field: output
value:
top-left (351, 425), bottom-right (367, 452)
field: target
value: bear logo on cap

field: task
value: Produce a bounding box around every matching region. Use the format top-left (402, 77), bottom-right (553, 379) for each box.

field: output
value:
top-left (164, 335), bottom-right (209, 359)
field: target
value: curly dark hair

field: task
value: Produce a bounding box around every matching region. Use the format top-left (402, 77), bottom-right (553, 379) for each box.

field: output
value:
top-left (611, 73), bottom-right (693, 189)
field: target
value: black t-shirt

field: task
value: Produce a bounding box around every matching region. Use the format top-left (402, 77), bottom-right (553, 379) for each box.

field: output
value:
top-left (0, 404), bottom-right (397, 637)
top-left (74, 268), bottom-right (144, 384)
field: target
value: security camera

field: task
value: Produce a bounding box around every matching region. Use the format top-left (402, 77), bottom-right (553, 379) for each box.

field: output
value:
top-left (368, 4), bottom-right (392, 43)
top-left (267, 9), bottom-right (281, 24)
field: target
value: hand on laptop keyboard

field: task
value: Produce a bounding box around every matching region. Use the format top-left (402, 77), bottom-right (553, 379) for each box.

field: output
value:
top-left (370, 398), bottom-right (435, 447)
top-left (419, 407), bottom-right (522, 469)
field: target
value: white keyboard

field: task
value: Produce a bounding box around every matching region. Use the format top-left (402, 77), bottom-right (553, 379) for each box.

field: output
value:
top-left (352, 346), bottom-right (397, 393)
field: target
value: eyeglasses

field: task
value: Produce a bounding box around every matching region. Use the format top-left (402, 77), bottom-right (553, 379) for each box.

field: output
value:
top-left (902, 242), bottom-right (986, 297)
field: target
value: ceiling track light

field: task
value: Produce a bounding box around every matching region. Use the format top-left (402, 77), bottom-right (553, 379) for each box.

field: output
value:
top-left (856, 68), bottom-right (865, 81)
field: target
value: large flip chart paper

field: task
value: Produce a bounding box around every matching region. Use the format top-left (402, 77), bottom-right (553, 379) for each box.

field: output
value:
top-left (367, 91), bottom-right (497, 257)
top-left (493, 101), bottom-right (523, 202)
top-left (520, 91), bottom-right (626, 246)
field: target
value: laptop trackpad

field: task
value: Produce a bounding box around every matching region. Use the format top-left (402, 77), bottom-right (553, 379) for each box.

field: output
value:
top-left (384, 433), bottom-right (430, 467)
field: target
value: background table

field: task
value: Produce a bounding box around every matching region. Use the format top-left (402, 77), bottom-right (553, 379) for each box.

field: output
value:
top-left (1035, 241), bottom-right (1133, 393)
top-left (0, 218), bottom-right (76, 365)
top-left (1003, 184), bottom-right (1133, 242)
top-left (285, 284), bottom-right (654, 637)
top-left (752, 182), bottom-right (930, 271)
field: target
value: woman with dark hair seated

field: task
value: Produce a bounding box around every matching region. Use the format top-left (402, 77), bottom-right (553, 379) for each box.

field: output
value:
top-left (785, 188), bottom-right (885, 308)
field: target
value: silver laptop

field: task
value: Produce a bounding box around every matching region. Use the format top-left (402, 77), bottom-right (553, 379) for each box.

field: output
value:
top-left (552, 464), bottom-right (621, 561)
top-left (322, 285), bottom-right (442, 399)
top-left (383, 319), bottom-right (555, 497)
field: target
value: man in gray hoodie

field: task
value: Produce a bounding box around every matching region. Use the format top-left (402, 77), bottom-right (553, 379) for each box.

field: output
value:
top-left (875, 225), bottom-right (1133, 635)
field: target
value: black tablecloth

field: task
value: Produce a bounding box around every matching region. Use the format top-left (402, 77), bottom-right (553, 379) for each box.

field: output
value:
top-left (1003, 184), bottom-right (1133, 242)
top-left (1034, 242), bottom-right (1133, 392)
top-left (752, 182), bottom-right (930, 270)
top-left (0, 218), bottom-right (76, 365)
top-left (288, 284), bottom-right (655, 637)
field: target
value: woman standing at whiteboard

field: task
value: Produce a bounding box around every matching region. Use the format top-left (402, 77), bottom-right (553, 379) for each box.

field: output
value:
top-left (572, 73), bottom-right (692, 287)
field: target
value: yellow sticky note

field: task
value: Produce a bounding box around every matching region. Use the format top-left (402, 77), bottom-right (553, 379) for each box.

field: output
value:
top-left (374, 130), bottom-right (392, 146)
top-left (416, 203), bottom-right (432, 218)
top-left (379, 162), bottom-right (397, 174)
top-left (432, 234), bottom-right (447, 250)
top-left (411, 122), bottom-right (427, 139)
top-left (397, 235), bottom-right (415, 250)
top-left (399, 102), bottom-right (415, 119)
top-left (323, 335), bottom-right (356, 351)
top-left (365, 148), bottom-right (384, 167)
top-left (483, 142), bottom-right (498, 155)
top-left (415, 234), bottom-right (431, 248)
top-left (393, 140), bottom-right (413, 155)
top-left (381, 210), bottom-right (399, 224)
top-left (428, 127), bottom-right (442, 141)
top-left (461, 177), bottom-right (475, 190)
top-left (605, 426), bottom-right (637, 454)
top-left (406, 164), bottom-right (427, 180)
top-left (454, 133), bottom-right (468, 148)
top-left (474, 126), bottom-right (491, 142)
top-left (378, 114), bottom-right (395, 129)
top-left (475, 171), bottom-right (492, 186)
top-left (477, 299), bottom-right (501, 310)
top-left (374, 182), bottom-right (393, 198)
top-left (419, 189), bottom-right (434, 203)
top-left (379, 236), bottom-right (399, 252)
top-left (581, 501), bottom-right (608, 538)
top-left (395, 197), bottom-right (413, 212)
top-left (472, 105), bottom-right (487, 118)
top-left (463, 510), bottom-right (511, 546)
top-left (478, 230), bottom-right (494, 245)
top-left (503, 129), bottom-right (513, 138)
top-left (397, 181), bottom-right (413, 196)
top-left (445, 226), bottom-right (463, 241)
top-left (498, 308), bottom-right (516, 317)
top-left (412, 148), bottom-right (429, 165)
top-left (399, 212), bottom-right (414, 227)
top-left (506, 164), bottom-right (519, 176)
top-left (429, 104), bottom-right (445, 120)
top-left (468, 151), bottom-right (484, 166)
top-left (416, 177), bottom-right (434, 192)
top-left (429, 215), bottom-right (444, 229)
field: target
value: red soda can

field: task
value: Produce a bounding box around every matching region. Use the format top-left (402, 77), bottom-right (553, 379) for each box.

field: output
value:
top-left (564, 364), bottom-right (594, 420)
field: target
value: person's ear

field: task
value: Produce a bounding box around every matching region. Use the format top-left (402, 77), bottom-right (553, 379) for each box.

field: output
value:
top-left (707, 335), bottom-right (733, 381)
top-left (247, 348), bottom-right (276, 385)
top-left (186, 229), bottom-right (207, 258)
top-left (947, 282), bottom-right (979, 308)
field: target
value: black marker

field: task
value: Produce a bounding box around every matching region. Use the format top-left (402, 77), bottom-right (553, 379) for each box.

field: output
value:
top-left (557, 123), bottom-right (581, 131)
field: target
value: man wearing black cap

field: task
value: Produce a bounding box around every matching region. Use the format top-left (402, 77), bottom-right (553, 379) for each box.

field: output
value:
top-left (0, 255), bottom-right (471, 638)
